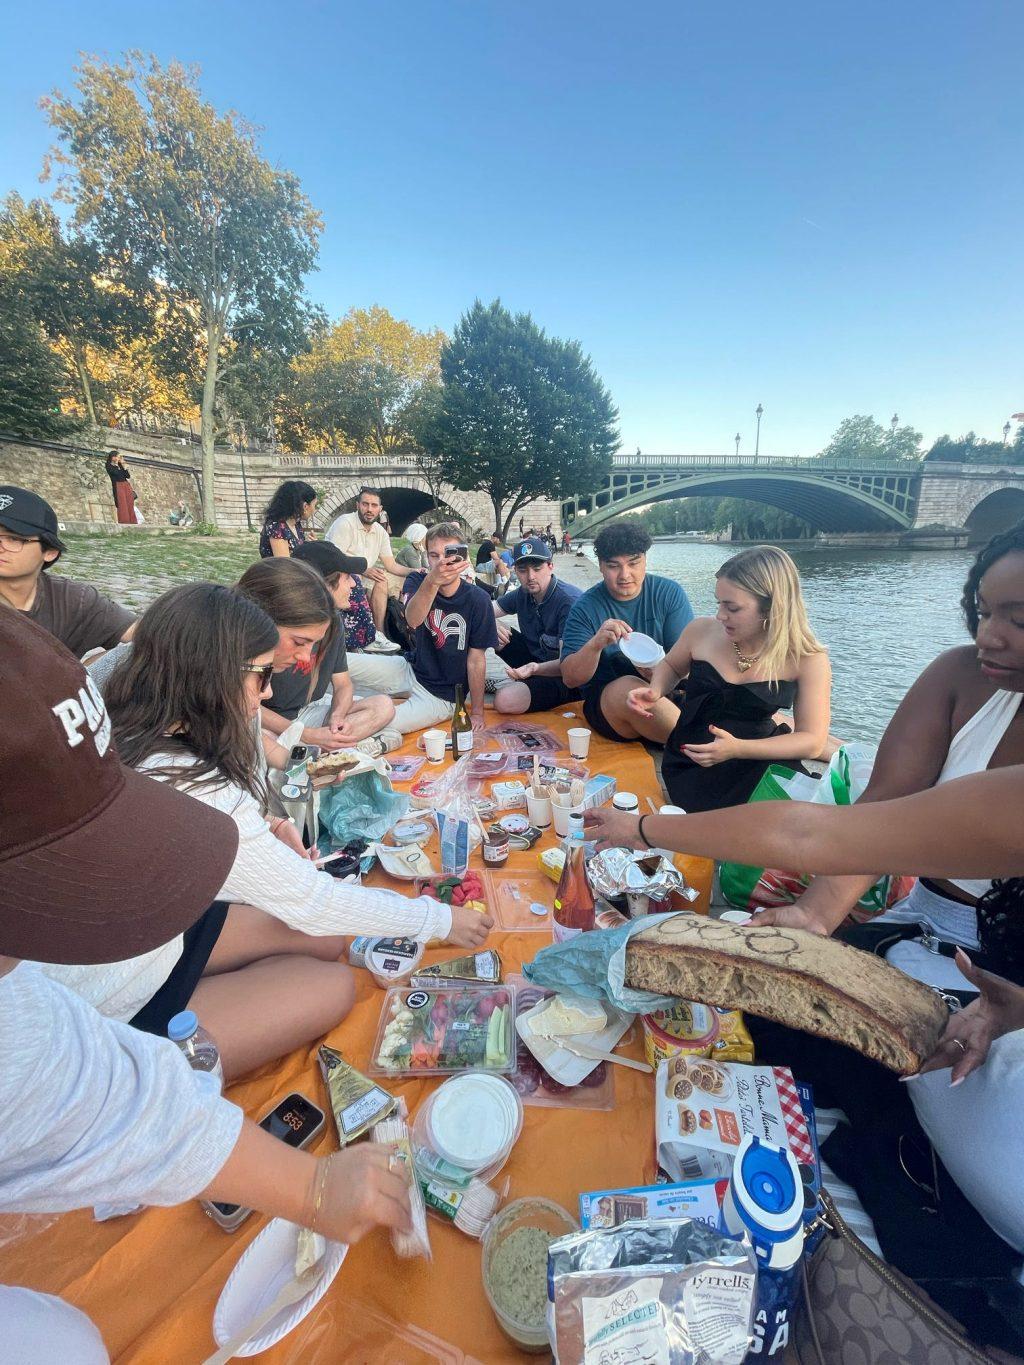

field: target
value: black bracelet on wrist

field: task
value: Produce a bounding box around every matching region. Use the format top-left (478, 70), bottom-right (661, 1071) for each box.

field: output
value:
top-left (637, 814), bottom-right (653, 848)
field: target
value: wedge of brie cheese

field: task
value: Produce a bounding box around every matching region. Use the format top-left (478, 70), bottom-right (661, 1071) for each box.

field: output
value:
top-left (531, 993), bottom-right (607, 1040)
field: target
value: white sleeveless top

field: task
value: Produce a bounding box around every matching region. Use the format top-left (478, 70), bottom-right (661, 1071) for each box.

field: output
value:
top-left (935, 688), bottom-right (1022, 897)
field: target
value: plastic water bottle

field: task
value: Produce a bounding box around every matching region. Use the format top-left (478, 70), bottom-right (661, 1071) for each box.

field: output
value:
top-left (721, 1135), bottom-right (805, 1357)
top-left (168, 1009), bottom-right (224, 1087)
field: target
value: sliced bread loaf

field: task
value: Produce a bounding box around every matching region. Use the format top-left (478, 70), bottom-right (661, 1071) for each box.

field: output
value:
top-left (625, 913), bottom-right (949, 1074)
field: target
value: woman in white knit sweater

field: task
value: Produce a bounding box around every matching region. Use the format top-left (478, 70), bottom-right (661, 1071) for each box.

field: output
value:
top-left (43, 582), bottom-right (491, 1079)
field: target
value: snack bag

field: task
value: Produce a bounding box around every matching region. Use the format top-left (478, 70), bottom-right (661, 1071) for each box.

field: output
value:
top-left (655, 1058), bottom-right (815, 1183)
top-left (710, 1008), bottom-right (755, 1063)
top-left (317, 1045), bottom-right (397, 1145)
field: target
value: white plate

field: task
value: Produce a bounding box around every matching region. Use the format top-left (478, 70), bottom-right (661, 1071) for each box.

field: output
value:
top-left (517, 996), bottom-right (632, 1086)
top-left (620, 632), bottom-right (665, 668)
top-left (428, 1074), bottom-right (521, 1170)
top-left (213, 1218), bottom-right (346, 1356)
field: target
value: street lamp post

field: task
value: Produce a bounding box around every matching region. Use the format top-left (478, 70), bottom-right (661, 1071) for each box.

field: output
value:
top-left (734, 432), bottom-right (741, 457)
top-left (1004, 422), bottom-right (1012, 445)
top-left (891, 413), bottom-right (899, 436)
top-left (755, 403), bottom-right (763, 458)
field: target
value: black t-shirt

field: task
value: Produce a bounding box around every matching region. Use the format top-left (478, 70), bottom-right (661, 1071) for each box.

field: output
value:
top-left (475, 539), bottom-right (497, 568)
top-left (265, 618), bottom-right (347, 721)
top-left (401, 572), bottom-right (498, 700)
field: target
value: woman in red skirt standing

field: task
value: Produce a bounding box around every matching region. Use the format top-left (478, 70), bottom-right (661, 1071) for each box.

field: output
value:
top-left (105, 451), bottom-right (137, 524)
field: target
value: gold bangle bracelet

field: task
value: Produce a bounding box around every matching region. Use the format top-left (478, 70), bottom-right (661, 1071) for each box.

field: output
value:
top-left (307, 1154), bottom-right (334, 1235)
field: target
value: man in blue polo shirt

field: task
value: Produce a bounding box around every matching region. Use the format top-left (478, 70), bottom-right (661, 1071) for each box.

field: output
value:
top-left (490, 536), bottom-right (582, 714)
top-left (561, 520), bottom-right (693, 742)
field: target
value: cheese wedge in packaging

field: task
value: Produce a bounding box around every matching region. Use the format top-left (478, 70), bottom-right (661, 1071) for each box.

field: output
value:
top-left (318, 1045), bottom-right (398, 1145)
top-left (411, 949), bottom-right (502, 986)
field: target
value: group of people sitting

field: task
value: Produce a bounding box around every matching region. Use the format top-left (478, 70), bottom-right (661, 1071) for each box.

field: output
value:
top-left (1, 471), bottom-right (1023, 1355)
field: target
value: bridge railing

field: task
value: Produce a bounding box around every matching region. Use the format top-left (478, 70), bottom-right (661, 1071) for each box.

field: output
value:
top-left (609, 453), bottom-right (922, 472)
top-left (277, 451), bottom-right (421, 470)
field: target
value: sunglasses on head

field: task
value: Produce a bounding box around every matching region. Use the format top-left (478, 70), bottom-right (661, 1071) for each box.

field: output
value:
top-left (242, 663), bottom-right (275, 688)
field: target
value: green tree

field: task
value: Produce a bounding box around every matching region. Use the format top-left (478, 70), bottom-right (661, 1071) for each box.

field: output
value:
top-left (814, 414), bottom-right (922, 463)
top-left (279, 306), bottom-right (443, 455)
top-left (426, 299), bottom-right (619, 538)
top-left (0, 270), bottom-right (78, 438)
top-left (924, 431), bottom-right (1023, 466)
top-left (43, 52), bottom-right (322, 523)
top-left (0, 193), bottom-right (150, 427)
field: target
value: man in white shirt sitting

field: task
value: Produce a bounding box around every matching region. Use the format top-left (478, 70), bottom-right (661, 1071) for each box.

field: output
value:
top-left (325, 486), bottom-right (412, 650)
top-left (0, 613), bottom-right (411, 1357)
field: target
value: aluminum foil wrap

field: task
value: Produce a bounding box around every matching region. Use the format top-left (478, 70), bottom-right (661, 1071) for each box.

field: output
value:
top-left (587, 848), bottom-right (696, 904)
top-left (548, 1217), bottom-right (757, 1364)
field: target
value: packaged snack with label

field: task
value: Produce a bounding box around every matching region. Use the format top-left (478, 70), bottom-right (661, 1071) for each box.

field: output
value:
top-left (711, 1007), bottom-right (755, 1063)
top-left (579, 1177), bottom-right (727, 1232)
top-left (655, 1058), bottom-right (816, 1183)
top-left (370, 985), bottom-right (516, 1077)
top-left (317, 1045), bottom-right (397, 1145)
top-left (411, 949), bottom-right (502, 986)
top-left (548, 1218), bottom-right (756, 1365)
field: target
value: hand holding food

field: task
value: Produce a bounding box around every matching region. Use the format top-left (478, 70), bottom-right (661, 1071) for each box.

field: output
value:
top-left (917, 950), bottom-right (1024, 1084)
top-left (448, 903), bottom-right (494, 948)
top-left (313, 1145), bottom-right (413, 1245)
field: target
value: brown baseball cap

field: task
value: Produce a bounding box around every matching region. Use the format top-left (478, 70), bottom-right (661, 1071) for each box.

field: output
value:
top-left (0, 609), bottom-right (239, 965)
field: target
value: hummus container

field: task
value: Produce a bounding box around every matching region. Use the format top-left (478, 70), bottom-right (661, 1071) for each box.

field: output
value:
top-left (482, 1197), bottom-right (577, 1353)
top-left (349, 935), bottom-right (425, 988)
top-left (641, 1000), bottom-right (719, 1071)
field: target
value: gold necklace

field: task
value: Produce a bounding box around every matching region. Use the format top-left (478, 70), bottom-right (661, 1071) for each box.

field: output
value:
top-left (732, 641), bottom-right (761, 673)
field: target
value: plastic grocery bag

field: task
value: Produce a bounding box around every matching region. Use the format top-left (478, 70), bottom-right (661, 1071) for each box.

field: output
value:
top-left (719, 744), bottom-right (913, 918)
top-left (318, 769), bottom-right (408, 847)
top-left (524, 912), bottom-right (680, 1015)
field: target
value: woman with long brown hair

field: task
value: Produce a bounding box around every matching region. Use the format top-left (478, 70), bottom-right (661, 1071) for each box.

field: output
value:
top-left (44, 582), bottom-right (491, 1078)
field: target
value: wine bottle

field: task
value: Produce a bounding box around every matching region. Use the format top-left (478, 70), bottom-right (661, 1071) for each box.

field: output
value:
top-left (552, 829), bottom-right (596, 943)
top-left (451, 684), bottom-right (474, 756)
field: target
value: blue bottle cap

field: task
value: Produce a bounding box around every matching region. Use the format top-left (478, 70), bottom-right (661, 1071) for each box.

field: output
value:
top-left (737, 1136), bottom-right (798, 1218)
top-left (167, 1009), bottom-right (199, 1043)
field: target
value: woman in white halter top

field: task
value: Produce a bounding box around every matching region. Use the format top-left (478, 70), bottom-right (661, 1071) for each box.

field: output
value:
top-left (756, 523), bottom-right (1024, 991)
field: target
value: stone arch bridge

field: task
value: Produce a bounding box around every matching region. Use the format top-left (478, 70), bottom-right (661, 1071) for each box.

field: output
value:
top-left (560, 454), bottom-right (1024, 544)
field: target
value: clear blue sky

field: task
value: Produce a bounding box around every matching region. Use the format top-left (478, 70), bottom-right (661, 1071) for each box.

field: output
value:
top-left (2, 0), bottom-right (1021, 456)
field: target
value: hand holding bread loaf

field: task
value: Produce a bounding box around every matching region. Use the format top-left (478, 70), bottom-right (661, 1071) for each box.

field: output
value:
top-left (624, 913), bottom-right (948, 1074)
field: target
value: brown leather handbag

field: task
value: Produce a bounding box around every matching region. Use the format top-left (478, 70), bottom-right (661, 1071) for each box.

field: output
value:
top-left (785, 1191), bottom-right (1021, 1364)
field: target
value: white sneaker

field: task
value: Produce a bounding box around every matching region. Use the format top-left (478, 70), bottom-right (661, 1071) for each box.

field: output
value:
top-left (356, 728), bottom-right (403, 758)
top-left (363, 634), bottom-right (402, 654)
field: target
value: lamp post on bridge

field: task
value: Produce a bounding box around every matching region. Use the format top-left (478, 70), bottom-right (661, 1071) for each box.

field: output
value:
top-left (755, 404), bottom-right (763, 458)
top-left (734, 432), bottom-right (741, 457)
top-left (1004, 422), bottom-right (1012, 445)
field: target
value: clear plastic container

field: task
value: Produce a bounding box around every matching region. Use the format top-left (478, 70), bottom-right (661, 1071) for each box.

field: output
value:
top-left (412, 1074), bottom-right (523, 1187)
top-left (369, 985), bottom-right (517, 1077)
top-left (481, 1197), bottom-right (577, 1352)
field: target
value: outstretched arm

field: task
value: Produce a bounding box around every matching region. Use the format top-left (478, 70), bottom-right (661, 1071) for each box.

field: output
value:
top-left (585, 764), bottom-right (1024, 885)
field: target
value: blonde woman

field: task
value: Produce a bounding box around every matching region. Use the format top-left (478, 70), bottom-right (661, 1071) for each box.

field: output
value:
top-left (629, 545), bottom-right (831, 812)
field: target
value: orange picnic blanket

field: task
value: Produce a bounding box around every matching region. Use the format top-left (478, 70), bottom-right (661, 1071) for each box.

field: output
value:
top-left (1, 711), bottom-right (675, 1363)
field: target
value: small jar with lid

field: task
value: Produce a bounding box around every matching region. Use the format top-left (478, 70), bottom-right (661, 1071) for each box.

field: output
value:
top-left (482, 828), bottom-right (510, 867)
top-left (612, 792), bottom-right (639, 814)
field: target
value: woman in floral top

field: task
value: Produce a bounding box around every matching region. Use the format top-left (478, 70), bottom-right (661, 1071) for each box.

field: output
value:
top-left (258, 481), bottom-right (318, 558)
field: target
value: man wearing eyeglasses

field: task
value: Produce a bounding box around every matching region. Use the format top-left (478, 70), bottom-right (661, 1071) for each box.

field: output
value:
top-left (0, 486), bottom-right (135, 657)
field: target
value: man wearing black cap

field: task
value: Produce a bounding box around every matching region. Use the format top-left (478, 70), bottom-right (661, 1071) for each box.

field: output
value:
top-left (490, 535), bottom-right (583, 714)
top-left (0, 485), bottom-right (136, 656)
top-left (0, 611), bottom-right (410, 1356)
top-left (261, 540), bottom-right (400, 755)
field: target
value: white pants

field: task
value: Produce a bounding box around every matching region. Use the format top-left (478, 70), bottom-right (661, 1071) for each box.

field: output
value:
top-left (0, 1286), bottom-right (109, 1361)
top-left (876, 879), bottom-right (980, 992)
top-left (346, 654), bottom-right (453, 733)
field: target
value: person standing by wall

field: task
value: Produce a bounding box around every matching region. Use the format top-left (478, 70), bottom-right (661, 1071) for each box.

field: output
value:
top-left (104, 451), bottom-right (138, 525)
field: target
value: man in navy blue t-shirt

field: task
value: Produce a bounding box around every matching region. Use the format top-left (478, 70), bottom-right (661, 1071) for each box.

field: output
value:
top-left (346, 522), bottom-right (497, 733)
top-left (490, 536), bottom-right (583, 714)
top-left (561, 520), bottom-right (693, 743)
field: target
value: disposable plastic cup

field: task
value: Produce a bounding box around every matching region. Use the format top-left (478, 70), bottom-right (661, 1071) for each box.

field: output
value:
top-left (566, 727), bottom-right (591, 759)
top-left (551, 802), bottom-right (571, 837)
top-left (525, 792), bottom-right (552, 828)
top-left (419, 729), bottom-right (446, 763)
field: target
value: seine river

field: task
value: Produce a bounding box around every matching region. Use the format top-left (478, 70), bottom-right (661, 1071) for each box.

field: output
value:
top-left (641, 541), bottom-right (978, 744)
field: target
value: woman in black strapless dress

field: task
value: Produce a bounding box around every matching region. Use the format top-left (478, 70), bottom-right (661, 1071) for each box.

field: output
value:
top-left (627, 546), bottom-right (833, 813)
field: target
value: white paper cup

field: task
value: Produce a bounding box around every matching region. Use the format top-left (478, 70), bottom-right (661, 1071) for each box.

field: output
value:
top-left (418, 729), bottom-right (446, 763)
top-left (567, 727), bottom-right (591, 759)
top-left (551, 802), bottom-right (571, 836)
top-left (525, 792), bottom-right (552, 828)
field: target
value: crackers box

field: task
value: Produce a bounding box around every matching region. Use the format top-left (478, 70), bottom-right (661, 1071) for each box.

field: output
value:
top-left (579, 1177), bottom-right (728, 1232)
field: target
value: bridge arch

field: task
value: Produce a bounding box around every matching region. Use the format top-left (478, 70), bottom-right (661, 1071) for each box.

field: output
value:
top-left (563, 470), bottom-right (915, 536)
top-left (962, 487), bottom-right (1024, 545)
top-left (312, 475), bottom-right (480, 536)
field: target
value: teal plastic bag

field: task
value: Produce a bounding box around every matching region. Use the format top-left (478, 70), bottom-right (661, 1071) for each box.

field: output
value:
top-left (524, 913), bottom-right (680, 1015)
top-left (317, 770), bottom-right (408, 848)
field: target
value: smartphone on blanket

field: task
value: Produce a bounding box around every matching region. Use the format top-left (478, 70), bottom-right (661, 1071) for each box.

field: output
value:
top-left (201, 1093), bottom-right (326, 1232)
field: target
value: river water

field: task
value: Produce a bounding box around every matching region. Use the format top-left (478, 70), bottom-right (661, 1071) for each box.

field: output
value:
top-left (640, 542), bottom-right (978, 744)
